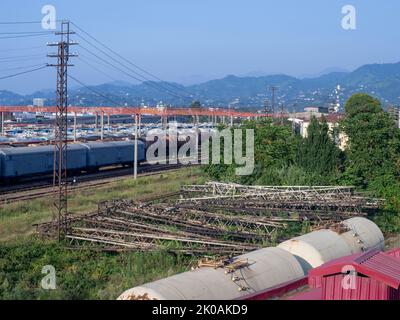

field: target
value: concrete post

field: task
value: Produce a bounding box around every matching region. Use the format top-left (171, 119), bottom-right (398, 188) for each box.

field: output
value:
top-left (107, 114), bottom-right (110, 132)
top-left (138, 114), bottom-right (142, 138)
top-left (134, 114), bottom-right (138, 180)
top-left (0, 112), bottom-right (4, 135)
top-left (397, 108), bottom-right (400, 129)
top-left (73, 112), bottom-right (77, 142)
top-left (194, 115), bottom-right (199, 163)
top-left (95, 113), bottom-right (98, 130)
top-left (100, 112), bottom-right (104, 141)
top-left (230, 115), bottom-right (234, 127)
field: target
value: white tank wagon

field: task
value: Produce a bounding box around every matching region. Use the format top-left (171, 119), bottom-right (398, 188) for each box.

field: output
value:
top-left (278, 217), bottom-right (384, 273)
top-left (118, 247), bottom-right (305, 300)
top-left (118, 217), bottom-right (384, 300)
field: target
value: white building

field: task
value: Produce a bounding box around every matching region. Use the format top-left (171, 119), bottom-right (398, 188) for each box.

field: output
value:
top-left (33, 98), bottom-right (45, 107)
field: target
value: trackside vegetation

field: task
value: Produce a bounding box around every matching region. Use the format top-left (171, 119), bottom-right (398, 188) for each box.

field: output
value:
top-left (0, 168), bottom-right (202, 300)
top-left (0, 94), bottom-right (399, 299)
top-left (205, 93), bottom-right (400, 233)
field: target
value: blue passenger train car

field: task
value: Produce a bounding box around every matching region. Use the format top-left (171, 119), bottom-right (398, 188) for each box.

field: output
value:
top-left (0, 146), bottom-right (53, 178)
top-left (65, 144), bottom-right (89, 171)
top-left (0, 145), bottom-right (87, 179)
top-left (82, 141), bottom-right (145, 169)
top-left (0, 140), bottom-right (146, 181)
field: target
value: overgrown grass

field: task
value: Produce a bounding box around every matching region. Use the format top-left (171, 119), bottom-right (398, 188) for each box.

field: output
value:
top-left (0, 167), bottom-right (204, 300)
top-left (0, 239), bottom-right (193, 300)
top-left (2, 165), bottom-right (395, 300)
top-left (0, 167), bottom-right (205, 243)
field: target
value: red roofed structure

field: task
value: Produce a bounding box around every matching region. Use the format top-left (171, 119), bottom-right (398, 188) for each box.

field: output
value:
top-left (241, 248), bottom-right (400, 300)
top-left (387, 248), bottom-right (400, 259)
top-left (293, 249), bottom-right (400, 300)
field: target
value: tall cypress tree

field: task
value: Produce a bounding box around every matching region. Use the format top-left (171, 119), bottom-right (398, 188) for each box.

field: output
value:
top-left (296, 116), bottom-right (342, 180)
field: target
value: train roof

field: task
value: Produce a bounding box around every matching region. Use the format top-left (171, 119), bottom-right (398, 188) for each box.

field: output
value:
top-left (81, 141), bottom-right (144, 149)
top-left (0, 144), bottom-right (86, 155)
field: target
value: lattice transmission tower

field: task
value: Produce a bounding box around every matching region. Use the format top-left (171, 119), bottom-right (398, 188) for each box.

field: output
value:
top-left (47, 20), bottom-right (78, 240)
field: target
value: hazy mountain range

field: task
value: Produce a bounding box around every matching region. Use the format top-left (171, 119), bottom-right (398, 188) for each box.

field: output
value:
top-left (1, 61), bottom-right (400, 111)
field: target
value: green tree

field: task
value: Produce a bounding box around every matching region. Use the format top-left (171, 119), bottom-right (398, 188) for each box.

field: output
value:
top-left (341, 93), bottom-right (400, 189)
top-left (204, 119), bottom-right (298, 184)
top-left (344, 93), bottom-right (382, 118)
top-left (191, 101), bottom-right (202, 108)
top-left (340, 93), bottom-right (400, 232)
top-left (296, 116), bottom-right (343, 183)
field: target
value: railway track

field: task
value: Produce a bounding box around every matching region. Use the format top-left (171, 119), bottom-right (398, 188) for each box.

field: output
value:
top-left (0, 164), bottom-right (190, 204)
top-left (0, 152), bottom-right (205, 194)
top-left (0, 163), bottom-right (155, 194)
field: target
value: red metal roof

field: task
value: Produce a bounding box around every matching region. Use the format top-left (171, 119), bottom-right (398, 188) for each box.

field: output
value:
top-left (0, 105), bottom-right (271, 118)
top-left (309, 249), bottom-right (400, 289)
top-left (237, 276), bottom-right (308, 300)
top-left (387, 248), bottom-right (400, 259)
top-left (0, 105), bottom-right (345, 122)
top-left (288, 287), bottom-right (323, 300)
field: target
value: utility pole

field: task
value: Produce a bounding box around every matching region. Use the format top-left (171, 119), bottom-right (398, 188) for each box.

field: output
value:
top-left (291, 103), bottom-right (297, 134)
top-left (263, 98), bottom-right (272, 114)
top-left (270, 86), bottom-right (279, 124)
top-left (271, 86), bottom-right (278, 115)
top-left (47, 20), bottom-right (78, 240)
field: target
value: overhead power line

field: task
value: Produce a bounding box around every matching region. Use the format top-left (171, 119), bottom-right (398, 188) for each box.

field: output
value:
top-left (0, 21), bottom-right (44, 25)
top-left (79, 44), bottom-right (147, 83)
top-left (0, 45), bottom-right (45, 53)
top-left (0, 20), bottom-right (62, 25)
top-left (0, 53), bottom-right (46, 60)
top-left (78, 42), bottom-right (186, 100)
top-left (0, 31), bottom-right (53, 35)
top-left (71, 22), bottom-right (194, 99)
top-left (0, 63), bottom-right (47, 73)
top-left (77, 55), bottom-right (119, 83)
top-left (0, 64), bottom-right (48, 80)
top-left (0, 56), bottom-right (46, 64)
top-left (68, 74), bottom-right (122, 106)
top-left (0, 32), bottom-right (52, 40)
top-left (75, 32), bottom-right (188, 99)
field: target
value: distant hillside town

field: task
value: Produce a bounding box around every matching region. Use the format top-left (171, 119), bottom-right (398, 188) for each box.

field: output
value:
top-left (1, 61), bottom-right (400, 112)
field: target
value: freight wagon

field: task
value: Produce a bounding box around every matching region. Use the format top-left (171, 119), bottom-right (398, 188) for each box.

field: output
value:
top-left (0, 141), bottom-right (145, 182)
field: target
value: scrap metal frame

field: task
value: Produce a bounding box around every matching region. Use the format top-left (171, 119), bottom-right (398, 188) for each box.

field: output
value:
top-left (36, 182), bottom-right (384, 254)
top-left (60, 200), bottom-right (265, 254)
top-left (180, 182), bottom-right (383, 216)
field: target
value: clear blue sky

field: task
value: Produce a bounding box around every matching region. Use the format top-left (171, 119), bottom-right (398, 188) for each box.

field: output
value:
top-left (0, 0), bottom-right (399, 94)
